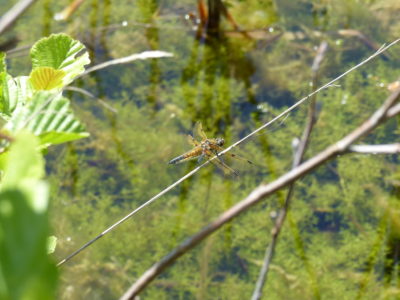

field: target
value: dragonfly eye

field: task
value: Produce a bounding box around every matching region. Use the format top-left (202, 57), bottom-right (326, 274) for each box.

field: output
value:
top-left (216, 138), bottom-right (224, 146)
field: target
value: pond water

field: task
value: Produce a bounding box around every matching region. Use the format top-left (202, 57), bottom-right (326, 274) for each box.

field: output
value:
top-left (3, 0), bottom-right (400, 299)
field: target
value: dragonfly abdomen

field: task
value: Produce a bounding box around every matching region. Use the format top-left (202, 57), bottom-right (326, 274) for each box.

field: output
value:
top-left (169, 148), bottom-right (203, 164)
top-left (169, 155), bottom-right (185, 164)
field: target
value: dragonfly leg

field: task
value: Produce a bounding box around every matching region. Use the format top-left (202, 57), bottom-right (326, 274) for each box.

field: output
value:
top-left (197, 152), bottom-right (205, 163)
top-left (210, 150), bottom-right (239, 177)
top-left (212, 149), bottom-right (226, 164)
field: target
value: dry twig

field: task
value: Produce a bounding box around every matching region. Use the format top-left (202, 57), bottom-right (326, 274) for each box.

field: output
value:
top-left (80, 51), bottom-right (173, 77)
top-left (348, 143), bottom-right (400, 154)
top-left (0, 0), bottom-right (38, 36)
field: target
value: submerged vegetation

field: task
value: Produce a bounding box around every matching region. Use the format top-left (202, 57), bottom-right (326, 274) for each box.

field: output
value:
top-left (1, 0), bottom-right (400, 299)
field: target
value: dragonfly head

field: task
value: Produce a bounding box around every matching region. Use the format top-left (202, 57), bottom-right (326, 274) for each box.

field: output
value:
top-left (216, 138), bottom-right (225, 147)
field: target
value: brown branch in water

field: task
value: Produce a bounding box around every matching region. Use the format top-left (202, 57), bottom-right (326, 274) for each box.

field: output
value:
top-left (196, 0), bottom-right (252, 40)
top-left (206, 0), bottom-right (222, 32)
top-left (54, 0), bottom-right (86, 21)
top-left (251, 41), bottom-right (328, 300)
top-left (120, 86), bottom-right (400, 299)
top-left (338, 29), bottom-right (391, 61)
top-left (0, 0), bottom-right (38, 36)
top-left (197, 0), bottom-right (208, 27)
top-left (219, 0), bottom-right (252, 40)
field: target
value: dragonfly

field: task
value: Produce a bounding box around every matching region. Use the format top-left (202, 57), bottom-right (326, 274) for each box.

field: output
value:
top-left (169, 122), bottom-right (253, 176)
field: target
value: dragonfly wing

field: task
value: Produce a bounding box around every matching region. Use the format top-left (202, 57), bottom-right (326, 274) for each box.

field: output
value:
top-left (194, 121), bottom-right (207, 141)
top-left (203, 148), bottom-right (239, 176)
top-left (208, 156), bottom-right (239, 177)
top-left (213, 145), bottom-right (254, 165)
top-left (187, 134), bottom-right (200, 146)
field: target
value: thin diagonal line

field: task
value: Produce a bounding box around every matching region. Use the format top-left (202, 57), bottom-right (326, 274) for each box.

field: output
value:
top-left (57, 37), bottom-right (400, 267)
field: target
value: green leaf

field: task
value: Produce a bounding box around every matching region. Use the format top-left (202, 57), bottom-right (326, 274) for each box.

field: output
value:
top-left (0, 72), bottom-right (6, 115)
top-left (14, 76), bottom-right (34, 102)
top-left (1, 74), bottom-right (19, 119)
top-left (0, 76), bottom-right (33, 119)
top-left (0, 133), bottom-right (57, 300)
top-left (0, 53), bottom-right (33, 118)
top-left (1, 132), bottom-right (44, 190)
top-left (0, 52), bottom-right (6, 73)
top-left (30, 33), bottom-right (90, 87)
top-left (3, 91), bottom-right (89, 147)
top-left (46, 236), bottom-right (57, 254)
top-left (29, 67), bottom-right (65, 91)
top-left (38, 131), bottom-right (89, 147)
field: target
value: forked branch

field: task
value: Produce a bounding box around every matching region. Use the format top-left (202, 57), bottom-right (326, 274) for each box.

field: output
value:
top-left (252, 40), bottom-right (328, 300)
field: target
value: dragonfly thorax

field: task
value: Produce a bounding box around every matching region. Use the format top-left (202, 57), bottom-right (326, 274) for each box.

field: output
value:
top-left (200, 138), bottom-right (224, 150)
top-left (215, 138), bottom-right (224, 146)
